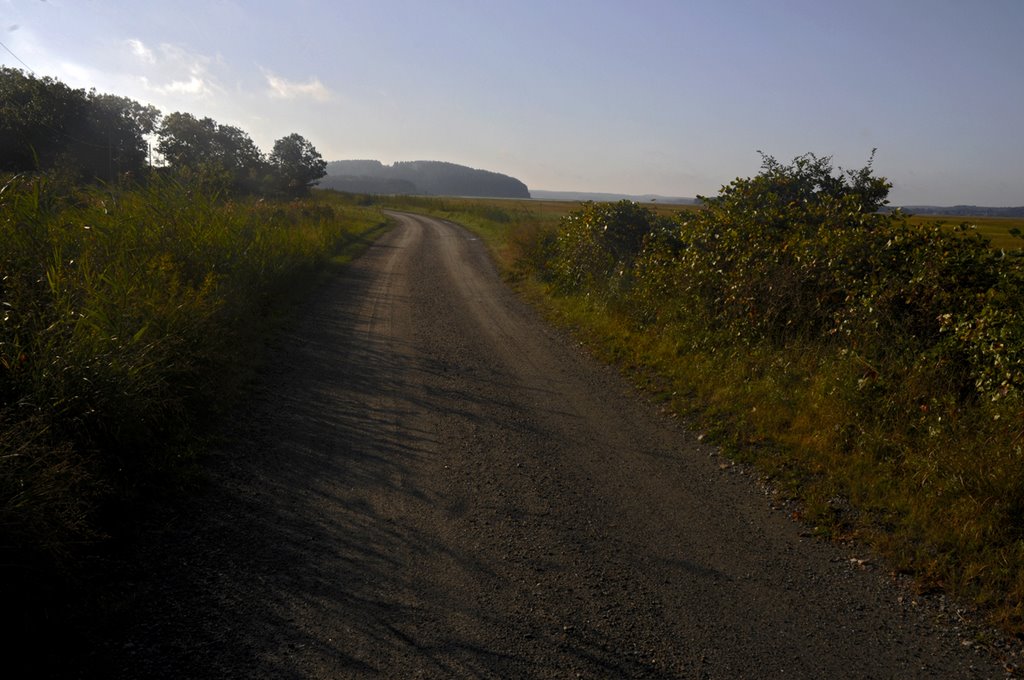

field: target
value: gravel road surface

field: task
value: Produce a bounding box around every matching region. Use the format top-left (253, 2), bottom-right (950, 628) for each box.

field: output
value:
top-left (75, 211), bottom-right (1006, 678)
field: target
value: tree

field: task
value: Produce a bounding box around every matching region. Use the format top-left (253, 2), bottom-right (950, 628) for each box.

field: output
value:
top-left (269, 133), bottom-right (326, 196)
top-left (0, 68), bottom-right (160, 181)
top-left (156, 112), bottom-right (266, 191)
top-left (213, 124), bottom-right (265, 175)
top-left (156, 112), bottom-right (220, 169)
top-left (0, 67), bottom-right (88, 173)
top-left (78, 92), bottom-right (160, 180)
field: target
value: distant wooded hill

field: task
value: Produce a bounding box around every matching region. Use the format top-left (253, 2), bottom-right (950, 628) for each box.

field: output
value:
top-left (321, 160), bottom-right (530, 198)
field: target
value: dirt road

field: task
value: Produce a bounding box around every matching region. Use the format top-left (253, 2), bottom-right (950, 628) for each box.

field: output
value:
top-left (78, 211), bottom-right (1004, 678)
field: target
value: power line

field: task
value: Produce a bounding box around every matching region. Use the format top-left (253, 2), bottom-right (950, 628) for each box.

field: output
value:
top-left (0, 39), bottom-right (35, 74)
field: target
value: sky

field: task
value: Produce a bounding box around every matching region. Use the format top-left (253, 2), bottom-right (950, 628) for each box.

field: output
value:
top-left (1, 0), bottom-right (1022, 206)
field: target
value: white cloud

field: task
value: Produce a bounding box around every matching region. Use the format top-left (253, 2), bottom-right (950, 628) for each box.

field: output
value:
top-left (126, 38), bottom-right (154, 64)
top-left (136, 43), bottom-right (217, 99)
top-left (143, 74), bottom-right (210, 96)
top-left (264, 70), bottom-right (331, 102)
top-left (56, 59), bottom-right (97, 87)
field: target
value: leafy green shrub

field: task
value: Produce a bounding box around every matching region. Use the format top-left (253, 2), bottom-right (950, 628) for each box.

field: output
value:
top-left (650, 154), bottom-right (889, 339)
top-left (624, 153), bottom-right (1024, 404)
top-left (549, 200), bottom-right (676, 297)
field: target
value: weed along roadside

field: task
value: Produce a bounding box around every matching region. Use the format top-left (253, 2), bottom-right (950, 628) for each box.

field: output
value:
top-left (394, 154), bottom-right (1024, 638)
top-left (0, 173), bottom-right (389, 659)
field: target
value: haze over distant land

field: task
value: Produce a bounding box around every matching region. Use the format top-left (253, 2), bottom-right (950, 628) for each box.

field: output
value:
top-left (2, 1), bottom-right (1021, 205)
top-left (531, 190), bottom-right (695, 204)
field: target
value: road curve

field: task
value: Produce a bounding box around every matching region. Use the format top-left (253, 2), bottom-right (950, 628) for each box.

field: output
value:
top-left (79, 211), bottom-right (1002, 678)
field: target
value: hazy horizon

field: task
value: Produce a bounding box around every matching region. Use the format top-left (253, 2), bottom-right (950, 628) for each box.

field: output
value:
top-left (2, 0), bottom-right (1022, 206)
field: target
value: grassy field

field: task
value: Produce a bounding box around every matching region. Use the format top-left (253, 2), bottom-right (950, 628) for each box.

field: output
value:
top-left (906, 214), bottom-right (1024, 250)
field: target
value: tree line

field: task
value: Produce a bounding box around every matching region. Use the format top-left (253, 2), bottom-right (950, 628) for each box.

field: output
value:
top-left (0, 67), bottom-right (326, 196)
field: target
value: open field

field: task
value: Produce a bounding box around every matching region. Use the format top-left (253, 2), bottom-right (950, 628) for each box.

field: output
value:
top-left (906, 213), bottom-right (1024, 250)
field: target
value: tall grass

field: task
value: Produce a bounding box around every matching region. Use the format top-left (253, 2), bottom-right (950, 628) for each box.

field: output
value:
top-left (0, 174), bottom-right (386, 576)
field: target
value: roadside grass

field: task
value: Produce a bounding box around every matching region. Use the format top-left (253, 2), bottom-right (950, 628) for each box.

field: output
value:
top-left (1, 174), bottom-right (388, 593)
top-left (413, 192), bottom-right (1024, 636)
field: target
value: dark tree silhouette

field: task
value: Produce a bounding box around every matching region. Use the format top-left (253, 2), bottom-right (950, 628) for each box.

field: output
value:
top-left (269, 133), bottom-right (327, 196)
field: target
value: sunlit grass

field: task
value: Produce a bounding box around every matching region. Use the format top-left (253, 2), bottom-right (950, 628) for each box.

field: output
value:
top-left (906, 214), bottom-right (1024, 250)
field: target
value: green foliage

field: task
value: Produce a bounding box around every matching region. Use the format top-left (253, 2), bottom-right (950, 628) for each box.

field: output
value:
top-left (269, 133), bottom-right (327, 197)
top-left (1, 67), bottom-right (87, 172)
top-left (0, 68), bottom-right (331, 200)
top-left (549, 200), bottom-right (676, 297)
top-left (620, 153), bottom-right (1024, 403)
top-left (0, 67), bottom-right (160, 182)
top-left (0, 172), bottom-right (385, 572)
top-left (154, 118), bottom-right (329, 198)
top-left (156, 112), bottom-right (268, 193)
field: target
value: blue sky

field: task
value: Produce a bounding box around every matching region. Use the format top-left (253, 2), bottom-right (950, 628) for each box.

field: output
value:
top-left (2, 0), bottom-right (1022, 205)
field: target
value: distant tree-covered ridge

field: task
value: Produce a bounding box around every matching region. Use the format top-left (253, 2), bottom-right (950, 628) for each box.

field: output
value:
top-left (321, 159), bottom-right (530, 198)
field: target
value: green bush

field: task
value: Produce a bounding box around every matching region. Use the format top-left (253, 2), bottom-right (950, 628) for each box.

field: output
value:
top-left (621, 154), bottom-right (1024, 404)
top-left (549, 200), bottom-right (676, 298)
